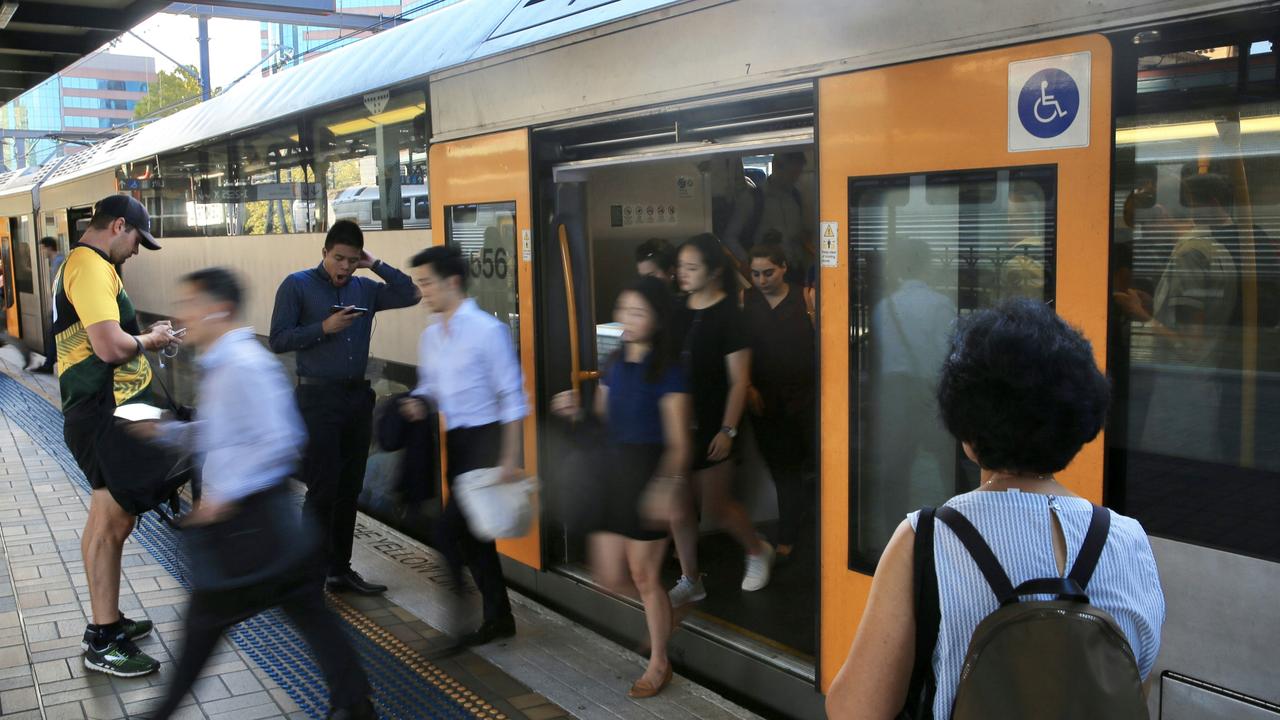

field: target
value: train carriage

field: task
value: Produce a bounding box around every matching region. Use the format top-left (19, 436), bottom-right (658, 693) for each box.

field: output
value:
top-left (2, 1), bottom-right (1278, 717)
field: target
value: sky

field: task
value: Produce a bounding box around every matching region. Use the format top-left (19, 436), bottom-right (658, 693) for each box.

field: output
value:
top-left (96, 12), bottom-right (264, 90)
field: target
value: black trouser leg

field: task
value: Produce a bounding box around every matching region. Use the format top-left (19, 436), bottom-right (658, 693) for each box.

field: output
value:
top-left (437, 424), bottom-right (512, 625)
top-left (299, 385), bottom-right (373, 576)
top-left (753, 413), bottom-right (809, 549)
top-left (332, 389), bottom-right (374, 574)
top-left (39, 323), bottom-right (55, 370)
top-left (151, 594), bottom-right (228, 720)
top-left (279, 581), bottom-right (370, 710)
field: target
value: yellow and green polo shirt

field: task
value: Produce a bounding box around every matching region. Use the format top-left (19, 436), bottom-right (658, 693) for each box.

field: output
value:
top-left (53, 245), bottom-right (153, 412)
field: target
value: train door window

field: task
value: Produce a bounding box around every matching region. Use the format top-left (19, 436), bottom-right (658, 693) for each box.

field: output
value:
top-left (848, 167), bottom-right (1057, 567)
top-left (414, 197), bottom-right (429, 223)
top-left (1109, 31), bottom-right (1280, 560)
top-left (445, 202), bottom-right (519, 345)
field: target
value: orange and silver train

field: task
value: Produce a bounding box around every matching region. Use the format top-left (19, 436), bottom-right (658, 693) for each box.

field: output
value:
top-left (2, 1), bottom-right (1278, 717)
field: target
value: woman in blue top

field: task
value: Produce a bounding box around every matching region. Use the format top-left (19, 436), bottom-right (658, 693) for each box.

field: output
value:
top-left (551, 276), bottom-right (691, 700)
top-left (827, 299), bottom-right (1165, 719)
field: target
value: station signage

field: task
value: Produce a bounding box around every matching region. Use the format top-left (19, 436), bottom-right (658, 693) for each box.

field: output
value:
top-left (1008, 52), bottom-right (1091, 152)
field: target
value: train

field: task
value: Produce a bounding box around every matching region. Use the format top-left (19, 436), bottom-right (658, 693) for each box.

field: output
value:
top-left (2, 1), bottom-right (1278, 717)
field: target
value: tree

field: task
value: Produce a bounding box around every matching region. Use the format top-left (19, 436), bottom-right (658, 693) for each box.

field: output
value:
top-left (133, 66), bottom-right (206, 120)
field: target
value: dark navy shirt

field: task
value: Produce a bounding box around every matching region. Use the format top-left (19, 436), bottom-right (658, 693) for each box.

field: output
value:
top-left (604, 354), bottom-right (688, 446)
top-left (268, 261), bottom-right (418, 380)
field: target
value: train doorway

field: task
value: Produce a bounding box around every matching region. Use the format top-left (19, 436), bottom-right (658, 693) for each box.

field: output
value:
top-left (534, 86), bottom-right (821, 676)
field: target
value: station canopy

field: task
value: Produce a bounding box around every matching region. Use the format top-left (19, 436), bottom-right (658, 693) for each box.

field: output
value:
top-left (0, 1), bottom-right (340, 103)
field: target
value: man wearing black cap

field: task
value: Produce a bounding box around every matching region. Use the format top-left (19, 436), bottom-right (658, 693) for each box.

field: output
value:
top-left (58, 194), bottom-right (180, 677)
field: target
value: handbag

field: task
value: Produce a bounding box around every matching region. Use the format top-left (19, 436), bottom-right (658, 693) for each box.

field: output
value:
top-left (182, 485), bottom-right (317, 592)
top-left (452, 467), bottom-right (537, 541)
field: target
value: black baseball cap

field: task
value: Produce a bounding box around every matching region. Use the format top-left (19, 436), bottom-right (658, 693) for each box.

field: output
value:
top-left (94, 195), bottom-right (160, 250)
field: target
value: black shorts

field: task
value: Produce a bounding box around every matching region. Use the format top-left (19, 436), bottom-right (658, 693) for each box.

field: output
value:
top-left (63, 409), bottom-right (109, 490)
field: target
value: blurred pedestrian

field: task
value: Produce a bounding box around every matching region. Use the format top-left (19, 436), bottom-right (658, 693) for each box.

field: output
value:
top-left (551, 276), bottom-right (691, 698)
top-left (30, 236), bottom-right (64, 373)
top-left (635, 238), bottom-right (677, 292)
top-left (137, 268), bottom-right (374, 720)
top-left (59, 196), bottom-right (179, 677)
top-left (669, 233), bottom-right (772, 607)
top-left (401, 245), bottom-right (527, 647)
top-left (269, 219), bottom-right (419, 595)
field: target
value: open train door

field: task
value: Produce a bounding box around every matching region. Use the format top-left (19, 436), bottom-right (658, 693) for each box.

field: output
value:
top-left (1, 218), bottom-right (17, 337)
top-left (429, 129), bottom-right (542, 570)
top-left (816, 36), bottom-right (1112, 689)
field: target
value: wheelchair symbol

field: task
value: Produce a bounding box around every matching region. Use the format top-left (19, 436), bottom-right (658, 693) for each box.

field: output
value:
top-left (1017, 68), bottom-right (1079, 139)
top-left (1033, 80), bottom-right (1068, 123)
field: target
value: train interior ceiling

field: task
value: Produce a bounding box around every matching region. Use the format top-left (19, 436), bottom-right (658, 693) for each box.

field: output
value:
top-left (535, 88), bottom-right (821, 664)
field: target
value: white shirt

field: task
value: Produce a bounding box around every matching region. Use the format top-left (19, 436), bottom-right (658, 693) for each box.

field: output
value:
top-left (414, 298), bottom-right (528, 430)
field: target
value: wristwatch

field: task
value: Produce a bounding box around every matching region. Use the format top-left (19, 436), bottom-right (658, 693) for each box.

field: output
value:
top-left (720, 425), bottom-right (738, 439)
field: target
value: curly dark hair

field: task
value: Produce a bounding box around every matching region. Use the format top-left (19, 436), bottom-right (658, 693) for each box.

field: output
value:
top-left (936, 299), bottom-right (1110, 475)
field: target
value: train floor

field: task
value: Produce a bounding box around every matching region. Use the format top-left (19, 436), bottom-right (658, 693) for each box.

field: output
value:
top-left (660, 530), bottom-right (817, 660)
top-left (0, 347), bottom-right (764, 720)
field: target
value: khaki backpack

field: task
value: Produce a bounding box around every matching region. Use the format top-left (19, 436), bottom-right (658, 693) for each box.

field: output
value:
top-left (925, 504), bottom-right (1149, 719)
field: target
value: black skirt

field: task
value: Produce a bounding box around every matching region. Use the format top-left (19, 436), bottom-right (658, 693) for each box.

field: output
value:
top-left (595, 443), bottom-right (669, 542)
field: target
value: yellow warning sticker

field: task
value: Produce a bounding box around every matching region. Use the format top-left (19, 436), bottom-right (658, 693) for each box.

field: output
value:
top-left (820, 221), bottom-right (839, 268)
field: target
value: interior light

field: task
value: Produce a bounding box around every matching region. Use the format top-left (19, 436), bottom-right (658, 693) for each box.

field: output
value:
top-left (1115, 114), bottom-right (1280, 144)
top-left (324, 103), bottom-right (426, 137)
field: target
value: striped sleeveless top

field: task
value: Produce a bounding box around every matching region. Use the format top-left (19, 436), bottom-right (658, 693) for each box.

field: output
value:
top-left (909, 490), bottom-right (1165, 718)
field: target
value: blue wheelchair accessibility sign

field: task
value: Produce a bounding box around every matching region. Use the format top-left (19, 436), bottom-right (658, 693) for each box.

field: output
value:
top-left (1008, 52), bottom-right (1091, 152)
top-left (1018, 68), bottom-right (1079, 138)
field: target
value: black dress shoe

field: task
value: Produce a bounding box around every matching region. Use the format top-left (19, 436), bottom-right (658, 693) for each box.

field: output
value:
top-left (327, 697), bottom-right (376, 720)
top-left (326, 569), bottom-right (387, 595)
top-left (30, 364), bottom-right (53, 375)
top-left (460, 616), bottom-right (516, 647)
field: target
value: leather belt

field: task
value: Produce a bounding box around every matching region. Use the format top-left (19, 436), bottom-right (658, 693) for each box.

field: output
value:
top-left (297, 376), bottom-right (369, 389)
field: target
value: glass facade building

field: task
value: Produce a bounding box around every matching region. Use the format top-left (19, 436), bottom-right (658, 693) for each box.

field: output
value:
top-left (0, 54), bottom-right (154, 172)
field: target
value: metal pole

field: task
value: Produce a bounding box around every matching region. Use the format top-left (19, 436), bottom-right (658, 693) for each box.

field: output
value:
top-left (197, 13), bottom-right (212, 100)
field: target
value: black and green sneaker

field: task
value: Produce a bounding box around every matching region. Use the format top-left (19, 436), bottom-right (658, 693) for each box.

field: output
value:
top-left (83, 634), bottom-right (160, 678)
top-left (80, 615), bottom-right (153, 651)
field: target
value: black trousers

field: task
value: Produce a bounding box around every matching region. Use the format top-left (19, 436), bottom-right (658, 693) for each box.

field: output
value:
top-left (752, 408), bottom-right (816, 548)
top-left (151, 575), bottom-right (369, 719)
top-left (297, 383), bottom-right (375, 575)
top-left (435, 423), bottom-right (513, 625)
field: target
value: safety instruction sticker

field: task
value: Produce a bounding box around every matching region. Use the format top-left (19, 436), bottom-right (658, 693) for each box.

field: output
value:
top-left (1008, 51), bottom-right (1090, 152)
top-left (521, 229), bottom-right (532, 262)
top-left (820, 221), bottom-right (839, 268)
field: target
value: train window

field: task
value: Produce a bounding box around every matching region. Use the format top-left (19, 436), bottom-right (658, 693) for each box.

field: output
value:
top-left (1108, 34), bottom-right (1280, 561)
top-left (848, 166), bottom-right (1057, 568)
top-left (312, 88), bottom-right (428, 233)
top-left (445, 202), bottom-right (519, 347)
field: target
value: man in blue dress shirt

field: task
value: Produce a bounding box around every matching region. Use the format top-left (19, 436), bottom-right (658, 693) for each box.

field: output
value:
top-left (269, 220), bottom-right (419, 594)
top-left (139, 267), bottom-right (374, 720)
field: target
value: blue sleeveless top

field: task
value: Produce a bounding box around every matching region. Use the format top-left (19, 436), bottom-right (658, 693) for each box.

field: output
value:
top-left (908, 490), bottom-right (1165, 718)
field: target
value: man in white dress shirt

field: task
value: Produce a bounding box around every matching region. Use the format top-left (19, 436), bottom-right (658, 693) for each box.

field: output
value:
top-left (400, 245), bottom-right (528, 647)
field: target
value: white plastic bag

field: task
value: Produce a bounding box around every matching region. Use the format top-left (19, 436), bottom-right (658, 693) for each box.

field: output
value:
top-left (453, 467), bottom-right (537, 541)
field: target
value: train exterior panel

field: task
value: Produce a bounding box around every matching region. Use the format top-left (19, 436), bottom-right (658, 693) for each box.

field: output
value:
top-left (2, 1), bottom-right (1278, 717)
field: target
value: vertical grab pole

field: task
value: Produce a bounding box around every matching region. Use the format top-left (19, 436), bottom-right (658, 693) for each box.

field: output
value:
top-left (559, 222), bottom-right (599, 396)
top-left (559, 223), bottom-right (584, 396)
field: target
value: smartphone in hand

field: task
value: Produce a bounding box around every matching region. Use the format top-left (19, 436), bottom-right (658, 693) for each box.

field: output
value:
top-left (329, 305), bottom-right (370, 315)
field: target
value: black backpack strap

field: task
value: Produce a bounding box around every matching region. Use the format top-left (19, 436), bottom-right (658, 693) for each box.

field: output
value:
top-left (936, 506), bottom-right (1017, 606)
top-left (1012, 577), bottom-right (1088, 603)
top-left (1067, 504), bottom-right (1111, 591)
top-left (902, 507), bottom-right (939, 719)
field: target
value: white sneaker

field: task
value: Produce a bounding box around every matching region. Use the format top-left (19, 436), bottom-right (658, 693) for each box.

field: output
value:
top-left (741, 541), bottom-right (775, 592)
top-left (668, 575), bottom-right (707, 607)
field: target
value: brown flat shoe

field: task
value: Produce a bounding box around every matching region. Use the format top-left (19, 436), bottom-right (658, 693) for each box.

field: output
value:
top-left (628, 664), bottom-right (673, 699)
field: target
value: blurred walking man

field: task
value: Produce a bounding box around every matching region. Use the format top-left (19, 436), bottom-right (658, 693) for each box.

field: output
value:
top-left (138, 268), bottom-right (374, 720)
top-left (401, 245), bottom-right (527, 646)
top-left (270, 220), bottom-right (418, 594)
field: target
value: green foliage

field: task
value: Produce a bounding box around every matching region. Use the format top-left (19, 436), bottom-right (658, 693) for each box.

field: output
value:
top-left (133, 66), bottom-right (208, 120)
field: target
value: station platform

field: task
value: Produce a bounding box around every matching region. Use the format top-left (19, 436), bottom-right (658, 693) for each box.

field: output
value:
top-left (0, 348), bottom-right (765, 720)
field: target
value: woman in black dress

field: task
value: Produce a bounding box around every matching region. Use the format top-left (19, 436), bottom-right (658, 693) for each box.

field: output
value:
top-left (551, 276), bottom-right (690, 699)
top-left (668, 234), bottom-right (774, 608)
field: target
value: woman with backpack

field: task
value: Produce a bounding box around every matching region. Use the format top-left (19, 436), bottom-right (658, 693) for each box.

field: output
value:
top-left (827, 299), bottom-right (1165, 719)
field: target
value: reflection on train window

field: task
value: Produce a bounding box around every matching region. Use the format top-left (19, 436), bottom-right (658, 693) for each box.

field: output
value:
top-left (445, 202), bottom-right (519, 347)
top-left (12, 235), bottom-right (34, 295)
top-left (316, 89), bottom-right (428, 233)
top-left (134, 88), bottom-right (428, 238)
top-left (848, 167), bottom-right (1057, 568)
top-left (1109, 36), bottom-right (1280, 561)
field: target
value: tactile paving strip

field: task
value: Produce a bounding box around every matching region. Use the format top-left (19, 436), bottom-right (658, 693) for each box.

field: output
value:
top-left (0, 374), bottom-right (486, 719)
